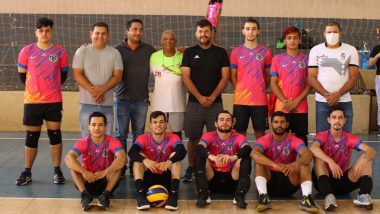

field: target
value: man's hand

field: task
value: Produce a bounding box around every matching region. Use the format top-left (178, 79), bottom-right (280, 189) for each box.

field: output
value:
top-left (352, 157), bottom-right (367, 177)
top-left (90, 86), bottom-right (106, 100)
top-left (197, 96), bottom-right (212, 108)
top-left (326, 92), bottom-right (340, 106)
top-left (219, 154), bottom-right (238, 165)
top-left (282, 162), bottom-right (298, 177)
top-left (208, 154), bottom-right (223, 167)
top-left (95, 95), bottom-right (104, 104)
top-left (328, 160), bottom-right (343, 179)
top-left (94, 170), bottom-right (108, 180)
top-left (82, 170), bottom-right (97, 183)
top-left (283, 100), bottom-right (299, 113)
top-left (156, 160), bottom-right (172, 172)
top-left (143, 159), bottom-right (159, 173)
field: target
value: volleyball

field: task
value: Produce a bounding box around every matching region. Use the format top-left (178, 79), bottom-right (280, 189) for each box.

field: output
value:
top-left (146, 185), bottom-right (169, 207)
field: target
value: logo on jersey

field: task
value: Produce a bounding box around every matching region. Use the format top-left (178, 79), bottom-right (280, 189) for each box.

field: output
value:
top-left (102, 149), bottom-right (109, 158)
top-left (49, 54), bottom-right (58, 62)
top-left (256, 53), bottom-right (263, 61)
top-left (340, 53), bottom-right (346, 60)
top-left (282, 147), bottom-right (290, 156)
top-left (194, 55), bottom-right (200, 59)
top-left (298, 61), bottom-right (306, 69)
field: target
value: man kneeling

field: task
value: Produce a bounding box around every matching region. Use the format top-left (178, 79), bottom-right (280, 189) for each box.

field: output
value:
top-left (195, 110), bottom-right (252, 209)
top-left (251, 111), bottom-right (319, 213)
top-left (128, 111), bottom-right (187, 210)
top-left (65, 112), bottom-right (126, 210)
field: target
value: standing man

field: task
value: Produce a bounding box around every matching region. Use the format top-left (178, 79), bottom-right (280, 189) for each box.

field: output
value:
top-left (251, 111), bottom-right (319, 213)
top-left (308, 21), bottom-right (359, 133)
top-left (128, 111), bottom-right (187, 210)
top-left (270, 26), bottom-right (311, 145)
top-left (369, 44), bottom-right (380, 136)
top-left (114, 18), bottom-right (156, 156)
top-left (72, 22), bottom-right (123, 137)
top-left (181, 19), bottom-right (230, 182)
top-left (65, 112), bottom-right (126, 211)
top-left (310, 106), bottom-right (376, 211)
top-left (230, 18), bottom-right (272, 140)
top-left (16, 17), bottom-right (68, 185)
top-left (150, 30), bottom-right (186, 139)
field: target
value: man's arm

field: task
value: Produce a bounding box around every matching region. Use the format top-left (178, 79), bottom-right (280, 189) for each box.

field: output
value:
top-left (182, 66), bottom-right (209, 107)
top-left (18, 68), bottom-right (27, 85)
top-left (270, 75), bottom-right (287, 103)
top-left (327, 66), bottom-right (359, 104)
top-left (310, 141), bottom-right (343, 178)
top-left (72, 68), bottom-right (94, 92)
top-left (90, 69), bottom-right (123, 100)
top-left (358, 143), bottom-right (376, 162)
top-left (231, 68), bottom-right (238, 88)
top-left (65, 150), bottom-right (97, 183)
top-left (250, 146), bottom-right (284, 171)
top-left (308, 67), bottom-right (330, 98)
top-left (369, 48), bottom-right (380, 66)
top-left (95, 150), bottom-right (127, 179)
top-left (208, 66), bottom-right (230, 103)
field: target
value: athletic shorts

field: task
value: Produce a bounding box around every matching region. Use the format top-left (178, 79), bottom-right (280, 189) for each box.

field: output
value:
top-left (184, 101), bottom-right (223, 139)
top-left (209, 171), bottom-right (238, 194)
top-left (267, 170), bottom-right (299, 196)
top-left (165, 112), bottom-right (184, 132)
top-left (312, 168), bottom-right (360, 195)
top-left (286, 113), bottom-right (308, 136)
top-left (233, 105), bottom-right (269, 132)
top-left (23, 102), bottom-right (62, 126)
top-left (81, 178), bottom-right (119, 196)
top-left (144, 170), bottom-right (171, 191)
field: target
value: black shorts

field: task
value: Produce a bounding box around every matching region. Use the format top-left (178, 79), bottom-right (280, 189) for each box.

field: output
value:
top-left (268, 170), bottom-right (299, 196)
top-left (209, 171), bottom-right (238, 194)
top-left (144, 170), bottom-right (171, 191)
top-left (23, 102), bottom-right (62, 126)
top-left (233, 105), bottom-right (269, 131)
top-left (286, 113), bottom-right (308, 136)
top-left (81, 178), bottom-right (119, 196)
top-left (312, 169), bottom-right (360, 195)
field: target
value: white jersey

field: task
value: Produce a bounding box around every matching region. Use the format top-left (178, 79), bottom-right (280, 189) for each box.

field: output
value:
top-left (308, 42), bottom-right (359, 102)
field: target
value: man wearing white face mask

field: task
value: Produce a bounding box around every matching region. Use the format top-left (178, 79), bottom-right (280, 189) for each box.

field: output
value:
top-left (308, 21), bottom-right (359, 133)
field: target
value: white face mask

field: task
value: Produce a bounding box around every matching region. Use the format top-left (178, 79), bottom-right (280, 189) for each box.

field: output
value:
top-left (325, 33), bottom-right (340, 46)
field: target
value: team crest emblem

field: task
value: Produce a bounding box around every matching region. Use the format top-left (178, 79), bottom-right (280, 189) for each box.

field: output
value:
top-left (49, 54), bottom-right (57, 62)
top-left (102, 149), bottom-right (108, 158)
top-left (256, 53), bottom-right (263, 61)
top-left (341, 53), bottom-right (346, 60)
top-left (227, 143), bottom-right (233, 151)
top-left (282, 147), bottom-right (290, 155)
top-left (298, 61), bottom-right (306, 69)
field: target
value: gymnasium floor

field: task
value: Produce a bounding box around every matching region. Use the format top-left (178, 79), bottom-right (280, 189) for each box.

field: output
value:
top-left (0, 131), bottom-right (379, 213)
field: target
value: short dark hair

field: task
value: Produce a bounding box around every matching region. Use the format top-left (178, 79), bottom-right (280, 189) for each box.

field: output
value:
top-left (150, 111), bottom-right (167, 122)
top-left (88, 112), bottom-right (107, 125)
top-left (36, 17), bottom-right (54, 29)
top-left (196, 19), bottom-right (212, 30)
top-left (328, 105), bottom-right (346, 118)
top-left (282, 26), bottom-right (300, 39)
top-left (271, 111), bottom-right (288, 122)
top-left (209, 0), bottom-right (223, 4)
top-left (215, 110), bottom-right (233, 122)
top-left (243, 18), bottom-right (260, 30)
top-left (326, 21), bottom-right (341, 32)
top-left (92, 21), bottom-right (109, 32)
top-left (126, 18), bottom-right (143, 30)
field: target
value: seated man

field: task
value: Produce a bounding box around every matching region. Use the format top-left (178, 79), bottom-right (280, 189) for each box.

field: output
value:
top-left (251, 111), bottom-right (319, 213)
top-left (310, 106), bottom-right (376, 211)
top-left (65, 112), bottom-right (126, 211)
top-left (128, 111), bottom-right (187, 210)
top-left (195, 110), bottom-right (252, 209)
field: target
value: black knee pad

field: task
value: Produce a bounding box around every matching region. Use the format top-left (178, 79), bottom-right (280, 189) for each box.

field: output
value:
top-left (25, 131), bottom-right (41, 148)
top-left (195, 156), bottom-right (208, 192)
top-left (47, 129), bottom-right (62, 145)
top-left (237, 157), bottom-right (251, 193)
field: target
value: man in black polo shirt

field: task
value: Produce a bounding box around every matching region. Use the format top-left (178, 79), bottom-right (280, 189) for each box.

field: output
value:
top-left (181, 19), bottom-right (230, 182)
top-left (114, 19), bottom-right (156, 175)
top-left (369, 44), bottom-right (380, 136)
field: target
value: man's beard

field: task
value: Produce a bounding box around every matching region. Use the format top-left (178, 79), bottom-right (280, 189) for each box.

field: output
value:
top-left (217, 126), bottom-right (232, 133)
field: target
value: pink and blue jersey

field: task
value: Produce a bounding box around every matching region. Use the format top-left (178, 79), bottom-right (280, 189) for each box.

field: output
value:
top-left (72, 135), bottom-right (124, 173)
top-left (255, 132), bottom-right (305, 171)
top-left (17, 43), bottom-right (69, 104)
top-left (206, 2), bottom-right (222, 27)
top-left (134, 133), bottom-right (182, 173)
top-left (230, 44), bottom-right (272, 106)
top-left (200, 131), bottom-right (249, 172)
top-left (270, 52), bottom-right (309, 113)
top-left (313, 130), bottom-right (362, 172)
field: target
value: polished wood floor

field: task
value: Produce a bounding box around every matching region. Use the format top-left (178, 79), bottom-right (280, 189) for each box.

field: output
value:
top-left (0, 198), bottom-right (378, 214)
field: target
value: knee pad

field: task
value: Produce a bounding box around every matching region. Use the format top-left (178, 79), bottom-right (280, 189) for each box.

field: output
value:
top-left (239, 157), bottom-right (252, 177)
top-left (25, 131), bottom-right (41, 148)
top-left (47, 129), bottom-right (62, 145)
top-left (195, 156), bottom-right (208, 192)
top-left (237, 157), bottom-right (251, 193)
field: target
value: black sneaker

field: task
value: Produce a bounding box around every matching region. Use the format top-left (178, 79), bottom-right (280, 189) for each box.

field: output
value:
top-left (181, 167), bottom-right (194, 182)
top-left (256, 193), bottom-right (271, 212)
top-left (165, 190), bottom-right (179, 210)
top-left (196, 189), bottom-right (209, 208)
top-left (53, 169), bottom-right (65, 184)
top-left (136, 191), bottom-right (150, 210)
top-left (299, 194), bottom-right (319, 213)
top-left (15, 171), bottom-right (32, 186)
top-left (81, 191), bottom-right (93, 211)
top-left (98, 190), bottom-right (111, 210)
top-left (233, 191), bottom-right (247, 209)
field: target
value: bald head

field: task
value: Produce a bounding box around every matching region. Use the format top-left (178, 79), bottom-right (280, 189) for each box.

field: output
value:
top-left (161, 30), bottom-right (176, 51)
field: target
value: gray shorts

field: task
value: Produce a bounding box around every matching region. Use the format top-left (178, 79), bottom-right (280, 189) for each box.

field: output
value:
top-left (165, 112), bottom-right (184, 132)
top-left (184, 101), bottom-right (223, 139)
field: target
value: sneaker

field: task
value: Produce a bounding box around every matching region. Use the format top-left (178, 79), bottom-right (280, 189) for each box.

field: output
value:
top-left (181, 167), bottom-right (194, 182)
top-left (53, 170), bottom-right (66, 184)
top-left (324, 193), bottom-right (338, 211)
top-left (233, 191), bottom-right (248, 209)
top-left (353, 193), bottom-right (372, 206)
top-left (165, 190), bottom-right (179, 210)
top-left (299, 194), bottom-right (319, 213)
top-left (256, 193), bottom-right (271, 212)
top-left (15, 171), bottom-right (32, 186)
top-left (98, 191), bottom-right (111, 210)
top-left (196, 189), bottom-right (209, 208)
top-left (136, 191), bottom-right (150, 210)
top-left (81, 191), bottom-right (93, 211)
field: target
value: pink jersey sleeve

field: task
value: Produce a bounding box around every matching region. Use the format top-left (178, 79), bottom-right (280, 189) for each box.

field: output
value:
top-left (255, 134), bottom-right (270, 151)
top-left (134, 134), bottom-right (149, 149)
top-left (269, 55), bottom-right (280, 77)
top-left (346, 132), bottom-right (363, 150)
top-left (168, 134), bottom-right (183, 149)
top-left (60, 48), bottom-right (69, 72)
top-left (236, 134), bottom-right (249, 148)
top-left (72, 138), bottom-right (87, 155)
top-left (200, 132), bottom-right (214, 146)
top-left (265, 49), bottom-right (273, 69)
top-left (290, 136), bottom-right (306, 153)
top-left (107, 136), bottom-right (124, 154)
top-left (17, 46), bottom-right (29, 69)
top-left (230, 47), bottom-right (238, 69)
top-left (313, 132), bottom-right (326, 145)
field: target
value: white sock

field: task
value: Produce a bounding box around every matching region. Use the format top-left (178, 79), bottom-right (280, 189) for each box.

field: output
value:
top-left (255, 176), bottom-right (267, 194)
top-left (301, 180), bottom-right (312, 196)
